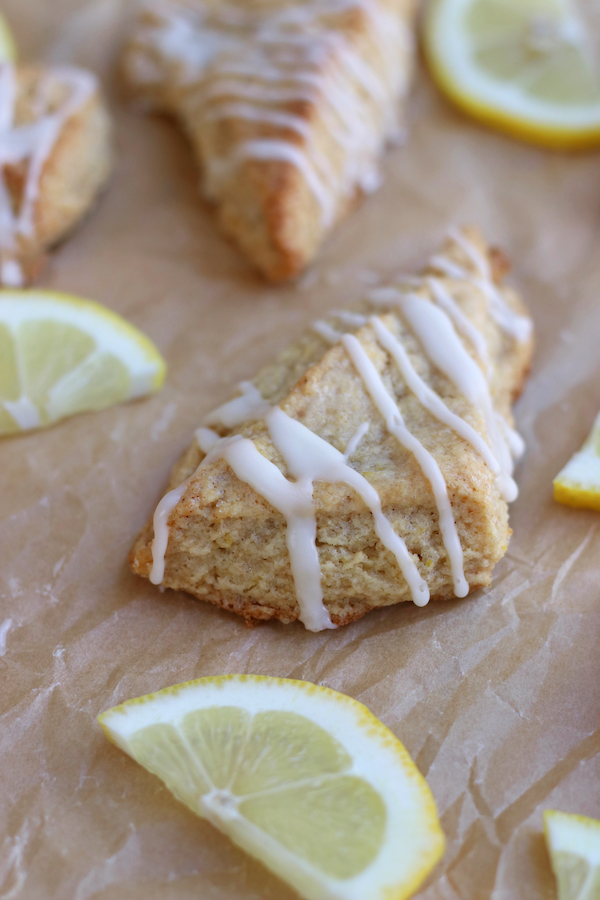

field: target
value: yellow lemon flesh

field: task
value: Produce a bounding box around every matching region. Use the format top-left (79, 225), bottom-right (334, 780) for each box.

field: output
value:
top-left (0, 290), bottom-right (166, 435)
top-left (99, 675), bottom-right (445, 900)
top-left (424, 0), bottom-right (600, 149)
top-left (554, 411), bottom-right (600, 511)
top-left (544, 810), bottom-right (600, 900)
top-left (0, 12), bottom-right (17, 63)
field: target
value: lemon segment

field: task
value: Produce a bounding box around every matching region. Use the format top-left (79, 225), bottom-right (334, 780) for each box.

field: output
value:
top-left (554, 411), bottom-right (600, 511)
top-left (544, 810), bottom-right (600, 900)
top-left (0, 290), bottom-right (166, 435)
top-left (99, 675), bottom-right (445, 900)
top-left (0, 13), bottom-right (17, 63)
top-left (423, 0), bottom-right (600, 149)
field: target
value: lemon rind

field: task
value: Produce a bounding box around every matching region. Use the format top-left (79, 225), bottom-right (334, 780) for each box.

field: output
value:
top-left (0, 289), bottom-right (166, 429)
top-left (423, 0), bottom-right (600, 151)
top-left (0, 289), bottom-right (166, 390)
top-left (544, 809), bottom-right (600, 861)
top-left (553, 481), bottom-right (600, 512)
top-left (99, 674), bottom-right (445, 900)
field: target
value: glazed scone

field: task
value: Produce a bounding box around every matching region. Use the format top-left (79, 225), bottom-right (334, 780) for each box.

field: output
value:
top-left (0, 64), bottom-right (112, 287)
top-left (130, 228), bottom-right (534, 631)
top-left (122, 0), bottom-right (415, 281)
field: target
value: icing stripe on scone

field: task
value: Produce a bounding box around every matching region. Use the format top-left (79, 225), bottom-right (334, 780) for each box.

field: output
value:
top-left (396, 293), bottom-right (518, 502)
top-left (370, 316), bottom-right (500, 475)
top-left (430, 229), bottom-right (532, 343)
top-left (150, 403), bottom-right (429, 629)
top-left (202, 380), bottom-right (272, 429)
top-left (366, 280), bottom-right (523, 497)
top-left (0, 64), bottom-right (96, 286)
top-left (315, 296), bottom-right (519, 489)
top-left (341, 332), bottom-right (469, 599)
top-left (426, 277), bottom-right (491, 374)
top-left (131, 0), bottom-right (412, 226)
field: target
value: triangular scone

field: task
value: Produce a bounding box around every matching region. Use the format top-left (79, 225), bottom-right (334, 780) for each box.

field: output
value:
top-left (130, 228), bottom-right (534, 631)
top-left (122, 0), bottom-right (415, 281)
top-left (0, 64), bottom-right (112, 286)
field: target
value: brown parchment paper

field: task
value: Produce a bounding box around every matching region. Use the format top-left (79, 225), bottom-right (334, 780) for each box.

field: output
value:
top-left (2, 1), bottom-right (600, 898)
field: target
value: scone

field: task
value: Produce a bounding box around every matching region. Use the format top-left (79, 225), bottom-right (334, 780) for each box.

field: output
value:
top-left (130, 228), bottom-right (534, 631)
top-left (0, 63), bottom-right (112, 287)
top-left (122, 0), bottom-right (415, 281)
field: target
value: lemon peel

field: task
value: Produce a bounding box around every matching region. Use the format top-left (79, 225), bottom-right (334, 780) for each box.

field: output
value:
top-left (544, 810), bottom-right (600, 900)
top-left (554, 411), bottom-right (600, 511)
top-left (423, 0), bottom-right (600, 150)
top-left (0, 290), bottom-right (165, 435)
top-left (99, 675), bottom-right (445, 900)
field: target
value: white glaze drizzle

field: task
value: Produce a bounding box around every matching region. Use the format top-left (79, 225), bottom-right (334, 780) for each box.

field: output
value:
top-left (195, 426), bottom-right (221, 454)
top-left (131, 0), bottom-right (412, 226)
top-left (370, 279), bottom-right (492, 374)
top-left (151, 401), bottom-right (430, 626)
top-left (398, 293), bottom-right (518, 502)
top-left (341, 333), bottom-right (469, 598)
top-left (344, 421), bottom-right (369, 459)
top-left (496, 412), bottom-right (526, 459)
top-left (368, 277), bottom-right (525, 482)
top-left (311, 300), bottom-right (513, 490)
top-left (213, 430), bottom-right (336, 632)
top-left (433, 229), bottom-right (533, 343)
top-left (370, 316), bottom-right (500, 476)
top-left (202, 102), bottom-right (311, 138)
top-left (202, 380), bottom-right (271, 429)
top-left (264, 406), bottom-right (429, 624)
top-left (150, 480), bottom-right (189, 584)
top-left (368, 285), bottom-right (406, 306)
top-left (333, 310), bottom-right (368, 327)
top-left (312, 319), bottom-right (344, 344)
top-left (0, 64), bottom-right (96, 283)
top-left (427, 276), bottom-right (491, 375)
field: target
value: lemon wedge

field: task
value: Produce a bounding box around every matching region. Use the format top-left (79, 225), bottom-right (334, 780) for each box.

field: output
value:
top-left (554, 411), bottom-right (600, 511)
top-left (423, 0), bottom-right (600, 149)
top-left (99, 675), bottom-right (445, 900)
top-left (0, 290), bottom-right (166, 435)
top-left (544, 810), bottom-right (600, 900)
top-left (0, 12), bottom-right (17, 63)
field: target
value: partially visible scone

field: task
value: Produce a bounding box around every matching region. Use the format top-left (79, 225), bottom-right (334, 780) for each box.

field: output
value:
top-left (0, 64), bottom-right (112, 286)
top-left (122, 0), bottom-right (415, 281)
top-left (130, 228), bottom-right (534, 631)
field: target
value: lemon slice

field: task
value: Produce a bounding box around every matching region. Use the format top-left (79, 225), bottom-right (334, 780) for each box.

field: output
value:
top-left (0, 290), bottom-right (166, 435)
top-left (544, 810), bottom-right (600, 900)
top-left (554, 411), bottom-right (600, 511)
top-left (423, 0), bottom-right (600, 149)
top-left (99, 675), bottom-right (445, 900)
top-left (0, 12), bottom-right (17, 62)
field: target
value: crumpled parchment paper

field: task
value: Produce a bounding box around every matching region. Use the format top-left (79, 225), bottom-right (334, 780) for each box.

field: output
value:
top-left (1, 1), bottom-right (600, 898)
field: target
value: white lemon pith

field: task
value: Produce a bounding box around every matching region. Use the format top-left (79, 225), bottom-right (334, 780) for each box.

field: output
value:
top-left (99, 675), bottom-right (445, 900)
top-left (0, 13), bottom-right (17, 62)
top-left (424, 0), bottom-right (600, 149)
top-left (544, 810), bottom-right (600, 900)
top-left (554, 411), bottom-right (600, 511)
top-left (0, 291), bottom-right (166, 435)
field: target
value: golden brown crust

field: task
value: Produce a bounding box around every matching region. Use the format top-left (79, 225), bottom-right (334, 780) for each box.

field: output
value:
top-left (0, 65), bottom-right (113, 285)
top-left (130, 229), bottom-right (534, 628)
top-left (122, 0), bottom-right (416, 281)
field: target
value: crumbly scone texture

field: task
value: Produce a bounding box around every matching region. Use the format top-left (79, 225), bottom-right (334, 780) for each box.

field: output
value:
top-left (130, 228), bottom-right (534, 626)
top-left (122, 0), bottom-right (415, 281)
top-left (0, 65), bottom-right (112, 285)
